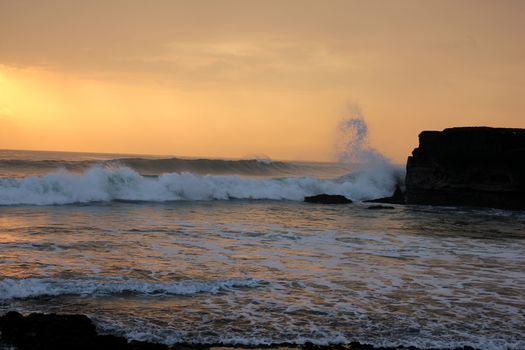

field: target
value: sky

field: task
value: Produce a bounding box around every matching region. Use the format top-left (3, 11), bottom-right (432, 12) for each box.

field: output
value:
top-left (1, 0), bottom-right (524, 163)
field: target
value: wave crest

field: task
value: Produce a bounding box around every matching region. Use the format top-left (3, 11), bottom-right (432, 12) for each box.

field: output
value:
top-left (0, 278), bottom-right (261, 299)
top-left (0, 166), bottom-right (403, 205)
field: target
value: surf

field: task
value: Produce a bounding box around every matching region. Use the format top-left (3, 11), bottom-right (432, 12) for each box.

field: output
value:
top-left (0, 165), bottom-right (403, 206)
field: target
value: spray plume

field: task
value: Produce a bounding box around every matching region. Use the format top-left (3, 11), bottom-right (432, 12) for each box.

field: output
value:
top-left (336, 104), bottom-right (386, 165)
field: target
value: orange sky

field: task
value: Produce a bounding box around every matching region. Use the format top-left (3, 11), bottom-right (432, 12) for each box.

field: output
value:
top-left (1, 0), bottom-right (524, 163)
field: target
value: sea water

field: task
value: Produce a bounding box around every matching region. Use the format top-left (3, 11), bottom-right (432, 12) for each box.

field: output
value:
top-left (0, 150), bottom-right (524, 350)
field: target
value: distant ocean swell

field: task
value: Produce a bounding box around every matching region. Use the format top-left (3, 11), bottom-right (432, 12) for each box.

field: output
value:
top-left (0, 165), bottom-right (403, 205)
top-left (0, 157), bottom-right (320, 177)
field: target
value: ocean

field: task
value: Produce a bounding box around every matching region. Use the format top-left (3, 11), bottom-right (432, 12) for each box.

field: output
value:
top-left (0, 150), bottom-right (524, 350)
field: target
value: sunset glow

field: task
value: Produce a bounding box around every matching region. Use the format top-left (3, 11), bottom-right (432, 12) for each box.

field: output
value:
top-left (1, 2), bottom-right (525, 348)
top-left (1, 0), bottom-right (525, 162)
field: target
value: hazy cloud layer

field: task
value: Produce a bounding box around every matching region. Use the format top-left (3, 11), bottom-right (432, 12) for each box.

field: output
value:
top-left (2, 0), bottom-right (524, 88)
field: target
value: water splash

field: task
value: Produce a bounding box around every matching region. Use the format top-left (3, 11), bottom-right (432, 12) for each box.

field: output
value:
top-left (336, 104), bottom-right (386, 164)
top-left (0, 166), bottom-right (397, 205)
top-left (334, 104), bottom-right (405, 191)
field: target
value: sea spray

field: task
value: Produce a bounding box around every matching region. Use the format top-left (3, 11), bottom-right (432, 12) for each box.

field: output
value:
top-left (335, 104), bottom-right (405, 191)
top-left (335, 104), bottom-right (387, 165)
top-left (0, 166), bottom-right (397, 205)
top-left (0, 107), bottom-right (406, 206)
top-left (0, 106), bottom-right (405, 205)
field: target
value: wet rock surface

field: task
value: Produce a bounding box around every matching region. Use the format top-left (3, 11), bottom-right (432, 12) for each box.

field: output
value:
top-left (365, 186), bottom-right (405, 205)
top-left (0, 311), bottom-right (168, 350)
top-left (405, 127), bottom-right (525, 210)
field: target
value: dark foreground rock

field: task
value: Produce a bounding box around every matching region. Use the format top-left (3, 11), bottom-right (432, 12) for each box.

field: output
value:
top-left (0, 312), bottom-right (479, 350)
top-left (405, 127), bottom-right (525, 210)
top-left (365, 186), bottom-right (405, 205)
top-left (304, 194), bottom-right (352, 204)
top-left (0, 311), bottom-right (168, 350)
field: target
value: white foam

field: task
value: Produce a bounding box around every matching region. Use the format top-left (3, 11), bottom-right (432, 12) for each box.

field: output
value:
top-left (115, 322), bottom-right (525, 350)
top-left (0, 165), bottom-right (403, 205)
top-left (0, 277), bottom-right (261, 299)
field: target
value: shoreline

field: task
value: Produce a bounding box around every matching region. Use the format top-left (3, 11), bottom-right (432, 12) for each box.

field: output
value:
top-left (0, 311), bottom-right (479, 350)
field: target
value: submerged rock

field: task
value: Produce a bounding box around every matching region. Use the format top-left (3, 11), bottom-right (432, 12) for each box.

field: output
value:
top-left (405, 127), bottom-right (525, 210)
top-left (304, 194), bottom-right (353, 204)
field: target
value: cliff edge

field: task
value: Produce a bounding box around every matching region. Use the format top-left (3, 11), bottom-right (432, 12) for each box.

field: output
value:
top-left (405, 127), bottom-right (525, 210)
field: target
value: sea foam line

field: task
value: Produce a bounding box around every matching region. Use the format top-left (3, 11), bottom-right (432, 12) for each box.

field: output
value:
top-left (0, 165), bottom-right (402, 205)
top-left (0, 277), bottom-right (262, 299)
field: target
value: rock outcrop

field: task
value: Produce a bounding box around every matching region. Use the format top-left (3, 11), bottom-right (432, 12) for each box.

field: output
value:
top-left (0, 311), bottom-right (169, 350)
top-left (405, 127), bottom-right (525, 210)
top-left (364, 185), bottom-right (405, 205)
top-left (304, 194), bottom-right (353, 204)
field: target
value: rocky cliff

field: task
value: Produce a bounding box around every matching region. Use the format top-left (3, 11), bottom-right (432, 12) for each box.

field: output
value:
top-left (405, 127), bottom-right (525, 210)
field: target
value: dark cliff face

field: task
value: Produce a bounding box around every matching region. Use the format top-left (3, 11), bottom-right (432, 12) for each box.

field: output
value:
top-left (405, 127), bottom-right (525, 210)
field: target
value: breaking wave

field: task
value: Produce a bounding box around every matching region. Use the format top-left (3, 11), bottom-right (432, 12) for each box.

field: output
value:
top-left (0, 278), bottom-right (262, 299)
top-left (0, 165), bottom-right (403, 205)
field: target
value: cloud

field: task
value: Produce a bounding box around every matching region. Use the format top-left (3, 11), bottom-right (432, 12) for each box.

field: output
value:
top-left (0, 1), bottom-right (381, 88)
top-left (2, 0), bottom-right (524, 92)
top-left (109, 37), bottom-right (361, 87)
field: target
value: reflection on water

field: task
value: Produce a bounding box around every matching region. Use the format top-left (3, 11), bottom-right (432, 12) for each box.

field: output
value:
top-left (0, 201), bottom-right (524, 349)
